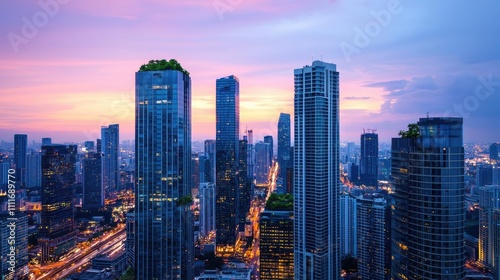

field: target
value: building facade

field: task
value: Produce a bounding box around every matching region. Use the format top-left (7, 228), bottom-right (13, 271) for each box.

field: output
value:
top-left (478, 185), bottom-right (500, 277)
top-left (26, 150), bottom-right (42, 189)
top-left (135, 63), bottom-right (193, 279)
top-left (101, 124), bottom-right (119, 194)
top-left (277, 113), bottom-right (291, 191)
top-left (255, 141), bottom-right (270, 185)
top-left (264, 135), bottom-right (273, 169)
top-left (215, 75), bottom-right (240, 250)
top-left (82, 152), bottom-right (104, 208)
top-left (0, 213), bottom-right (29, 280)
top-left (391, 117), bottom-right (465, 280)
top-left (360, 132), bottom-right (378, 188)
top-left (39, 144), bottom-right (77, 263)
top-left (340, 193), bottom-right (357, 257)
top-left (356, 193), bottom-right (390, 279)
top-left (294, 61), bottom-right (340, 279)
top-left (200, 182), bottom-right (216, 237)
top-left (260, 210), bottom-right (294, 280)
top-left (490, 143), bottom-right (499, 161)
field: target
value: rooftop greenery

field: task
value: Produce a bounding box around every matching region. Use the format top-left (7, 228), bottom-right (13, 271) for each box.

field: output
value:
top-left (139, 59), bottom-right (189, 75)
top-left (266, 193), bottom-right (293, 211)
top-left (398, 123), bottom-right (420, 138)
top-left (177, 194), bottom-right (193, 206)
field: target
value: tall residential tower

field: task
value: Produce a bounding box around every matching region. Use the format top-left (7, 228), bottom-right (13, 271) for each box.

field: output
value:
top-left (294, 61), bottom-right (340, 279)
top-left (101, 124), bottom-right (119, 194)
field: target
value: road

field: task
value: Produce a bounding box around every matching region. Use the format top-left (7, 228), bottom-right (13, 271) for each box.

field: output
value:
top-left (247, 161), bottom-right (279, 279)
top-left (36, 225), bottom-right (126, 280)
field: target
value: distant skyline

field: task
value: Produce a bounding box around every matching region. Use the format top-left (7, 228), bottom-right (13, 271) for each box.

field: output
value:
top-left (1, 1), bottom-right (500, 144)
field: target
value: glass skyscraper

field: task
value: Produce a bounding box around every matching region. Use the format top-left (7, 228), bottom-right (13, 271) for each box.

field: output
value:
top-left (264, 135), bottom-right (273, 168)
top-left (82, 152), bottom-right (104, 208)
top-left (14, 134), bottom-right (27, 207)
top-left (39, 144), bottom-right (77, 263)
top-left (294, 61), bottom-right (340, 279)
top-left (478, 185), bottom-right (500, 277)
top-left (135, 62), bottom-right (193, 279)
top-left (360, 132), bottom-right (378, 188)
top-left (391, 117), bottom-right (465, 280)
top-left (356, 193), bottom-right (390, 279)
top-left (260, 210), bottom-right (294, 280)
top-left (101, 124), bottom-right (119, 194)
top-left (215, 75), bottom-right (239, 250)
top-left (277, 113), bottom-right (291, 191)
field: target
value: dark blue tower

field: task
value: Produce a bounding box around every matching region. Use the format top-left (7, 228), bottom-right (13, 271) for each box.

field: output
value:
top-left (215, 75), bottom-right (240, 250)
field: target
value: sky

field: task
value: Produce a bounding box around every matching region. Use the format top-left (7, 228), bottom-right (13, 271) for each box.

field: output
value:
top-left (1, 0), bottom-right (499, 145)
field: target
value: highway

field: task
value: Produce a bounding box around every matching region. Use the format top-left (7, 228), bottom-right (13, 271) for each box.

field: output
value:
top-left (36, 224), bottom-right (126, 280)
top-left (247, 162), bottom-right (279, 279)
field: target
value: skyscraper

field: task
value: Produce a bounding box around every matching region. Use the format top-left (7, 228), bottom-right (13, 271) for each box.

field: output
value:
top-left (39, 144), bottom-right (77, 263)
top-left (199, 154), bottom-right (211, 184)
top-left (477, 164), bottom-right (494, 187)
top-left (391, 117), bottom-right (465, 280)
top-left (215, 75), bottom-right (239, 250)
top-left (204, 139), bottom-right (216, 184)
top-left (360, 131), bottom-right (378, 188)
top-left (0, 213), bottom-right (29, 280)
top-left (199, 182), bottom-right (216, 237)
top-left (82, 152), bottom-right (104, 208)
top-left (84, 140), bottom-right (95, 151)
top-left (490, 143), bottom-right (499, 161)
top-left (135, 60), bottom-right (193, 279)
top-left (101, 124), bottom-right (119, 194)
top-left (41, 137), bottom-right (52, 146)
top-left (255, 141), bottom-right (270, 184)
top-left (0, 162), bottom-right (9, 192)
top-left (246, 129), bottom-right (255, 182)
top-left (237, 139), bottom-right (251, 231)
top-left (14, 134), bottom-right (27, 203)
top-left (14, 134), bottom-right (27, 174)
top-left (260, 208), bottom-right (294, 279)
top-left (126, 212), bottom-right (135, 269)
top-left (277, 113), bottom-right (291, 190)
top-left (294, 60), bottom-right (340, 279)
top-left (264, 135), bottom-right (273, 168)
top-left (340, 193), bottom-right (357, 257)
top-left (26, 150), bottom-right (41, 189)
top-left (478, 185), bottom-right (500, 277)
top-left (356, 193), bottom-right (390, 279)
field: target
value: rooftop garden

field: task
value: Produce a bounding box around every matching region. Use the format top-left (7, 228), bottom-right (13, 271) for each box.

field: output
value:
top-left (265, 193), bottom-right (293, 211)
top-left (398, 123), bottom-right (420, 138)
top-left (139, 59), bottom-right (189, 75)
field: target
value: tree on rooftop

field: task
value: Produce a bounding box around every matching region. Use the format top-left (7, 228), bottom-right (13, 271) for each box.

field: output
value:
top-left (139, 59), bottom-right (189, 75)
top-left (398, 123), bottom-right (420, 138)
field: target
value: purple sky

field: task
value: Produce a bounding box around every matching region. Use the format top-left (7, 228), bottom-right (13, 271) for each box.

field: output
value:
top-left (1, 0), bottom-right (499, 145)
